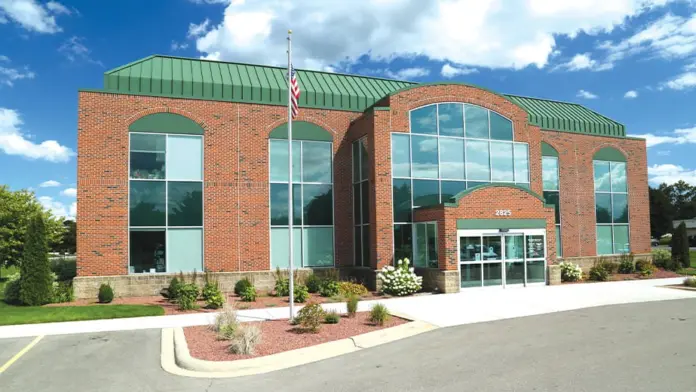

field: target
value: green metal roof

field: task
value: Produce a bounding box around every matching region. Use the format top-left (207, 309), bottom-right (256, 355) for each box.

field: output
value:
top-left (97, 55), bottom-right (626, 137)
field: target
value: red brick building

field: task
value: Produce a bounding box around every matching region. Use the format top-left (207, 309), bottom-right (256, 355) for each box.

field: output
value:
top-left (74, 55), bottom-right (650, 298)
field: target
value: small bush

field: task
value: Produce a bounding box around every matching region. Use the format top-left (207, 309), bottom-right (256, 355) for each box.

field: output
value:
top-left (378, 258), bottom-right (422, 296)
top-left (684, 277), bottom-right (696, 288)
top-left (597, 258), bottom-right (619, 274)
top-left (274, 268), bottom-right (290, 297)
top-left (559, 261), bottom-right (582, 282)
top-left (618, 253), bottom-right (635, 274)
top-left (338, 281), bottom-right (368, 297)
top-left (324, 310), bottom-right (340, 324)
top-left (296, 302), bottom-right (325, 333)
top-left (52, 281), bottom-right (74, 303)
top-left (3, 274), bottom-right (22, 305)
top-left (294, 284), bottom-right (309, 303)
top-left (98, 283), bottom-right (114, 303)
top-left (652, 248), bottom-right (671, 269)
top-left (369, 303), bottom-right (390, 326)
top-left (305, 273), bottom-right (322, 293)
top-left (177, 283), bottom-right (200, 310)
top-left (319, 279), bottom-right (340, 297)
top-left (240, 285), bottom-right (257, 302)
top-left (346, 294), bottom-right (359, 318)
top-left (214, 303), bottom-right (239, 340)
top-left (167, 277), bottom-right (182, 301)
top-left (205, 292), bottom-right (225, 309)
top-left (201, 275), bottom-right (220, 303)
top-left (635, 259), bottom-right (652, 274)
top-left (50, 257), bottom-right (77, 282)
top-left (229, 324), bottom-right (262, 355)
top-left (234, 278), bottom-right (252, 296)
top-left (588, 265), bottom-right (609, 282)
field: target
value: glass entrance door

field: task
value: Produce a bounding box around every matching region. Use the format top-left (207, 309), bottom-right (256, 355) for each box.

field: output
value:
top-left (504, 234), bottom-right (525, 285)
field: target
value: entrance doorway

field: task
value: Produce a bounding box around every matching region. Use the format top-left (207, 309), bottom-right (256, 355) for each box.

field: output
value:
top-left (457, 229), bottom-right (546, 288)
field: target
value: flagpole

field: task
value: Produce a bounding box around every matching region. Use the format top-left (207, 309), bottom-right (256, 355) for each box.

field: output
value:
top-left (287, 30), bottom-right (295, 320)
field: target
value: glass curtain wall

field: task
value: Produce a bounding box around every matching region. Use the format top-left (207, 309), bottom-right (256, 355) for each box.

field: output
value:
top-left (542, 156), bottom-right (562, 257)
top-left (269, 139), bottom-right (334, 268)
top-left (353, 137), bottom-right (371, 267)
top-left (594, 160), bottom-right (629, 254)
top-left (129, 133), bottom-right (203, 273)
top-left (392, 103), bottom-right (530, 264)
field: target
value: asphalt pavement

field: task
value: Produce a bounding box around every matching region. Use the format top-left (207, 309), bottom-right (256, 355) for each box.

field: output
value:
top-left (1, 298), bottom-right (695, 392)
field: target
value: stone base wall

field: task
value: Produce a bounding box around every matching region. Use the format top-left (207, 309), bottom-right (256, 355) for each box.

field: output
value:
top-left (416, 268), bottom-right (460, 293)
top-left (561, 253), bottom-right (652, 274)
top-left (547, 265), bottom-right (561, 285)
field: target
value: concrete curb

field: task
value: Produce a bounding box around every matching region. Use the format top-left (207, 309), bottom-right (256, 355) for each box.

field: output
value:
top-left (161, 319), bottom-right (438, 378)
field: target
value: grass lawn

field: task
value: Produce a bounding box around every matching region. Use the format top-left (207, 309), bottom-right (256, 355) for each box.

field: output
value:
top-left (0, 265), bottom-right (164, 326)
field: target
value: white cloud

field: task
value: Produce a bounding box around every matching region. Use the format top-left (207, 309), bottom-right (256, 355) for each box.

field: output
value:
top-left (631, 126), bottom-right (696, 147)
top-left (0, 108), bottom-right (75, 162)
top-left (624, 90), bottom-right (638, 98)
top-left (441, 63), bottom-right (479, 78)
top-left (662, 71), bottom-right (696, 90)
top-left (38, 196), bottom-right (74, 219)
top-left (188, 0), bottom-right (230, 4)
top-left (0, 0), bottom-right (71, 33)
top-left (0, 55), bottom-right (8, 62)
top-left (39, 180), bottom-right (61, 187)
top-left (58, 36), bottom-right (103, 66)
top-left (648, 163), bottom-right (696, 186)
top-left (656, 150), bottom-right (671, 156)
top-left (60, 187), bottom-right (76, 197)
top-left (0, 64), bottom-right (35, 86)
top-left (189, 0), bottom-right (675, 71)
top-left (171, 41), bottom-right (189, 51)
top-left (386, 67), bottom-right (430, 80)
top-left (576, 89), bottom-right (598, 99)
top-left (556, 52), bottom-right (613, 71)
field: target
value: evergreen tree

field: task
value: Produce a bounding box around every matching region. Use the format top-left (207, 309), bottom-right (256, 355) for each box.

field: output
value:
top-left (19, 214), bottom-right (53, 306)
top-left (672, 222), bottom-right (691, 268)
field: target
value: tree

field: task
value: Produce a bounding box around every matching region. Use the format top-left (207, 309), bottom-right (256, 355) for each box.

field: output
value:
top-left (671, 222), bottom-right (691, 268)
top-left (19, 214), bottom-right (53, 306)
top-left (0, 186), bottom-right (65, 275)
top-left (649, 186), bottom-right (675, 238)
top-left (662, 181), bottom-right (696, 220)
top-left (55, 220), bottom-right (76, 254)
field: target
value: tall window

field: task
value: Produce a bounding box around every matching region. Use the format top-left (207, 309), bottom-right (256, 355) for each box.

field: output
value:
top-left (353, 138), bottom-right (370, 266)
top-left (129, 133), bottom-right (203, 273)
top-left (542, 156), bottom-right (562, 257)
top-left (594, 160), bottom-right (629, 254)
top-left (269, 139), bottom-right (334, 268)
top-left (391, 103), bottom-right (529, 263)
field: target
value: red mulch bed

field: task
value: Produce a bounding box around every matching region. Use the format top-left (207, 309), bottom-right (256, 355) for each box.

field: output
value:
top-left (184, 312), bottom-right (408, 361)
top-left (47, 292), bottom-right (391, 315)
top-left (562, 268), bottom-right (682, 284)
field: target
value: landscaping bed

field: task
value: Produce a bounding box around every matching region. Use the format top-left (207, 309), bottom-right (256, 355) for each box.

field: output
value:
top-left (184, 312), bottom-right (408, 361)
top-left (561, 268), bottom-right (682, 284)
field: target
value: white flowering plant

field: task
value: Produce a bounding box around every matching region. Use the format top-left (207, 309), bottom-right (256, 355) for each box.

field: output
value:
top-left (559, 261), bottom-right (582, 282)
top-left (377, 258), bottom-right (422, 296)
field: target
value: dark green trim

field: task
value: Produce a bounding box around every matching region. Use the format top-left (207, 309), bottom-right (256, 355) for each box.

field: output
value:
top-left (444, 184), bottom-right (546, 207)
top-left (541, 142), bottom-right (558, 157)
top-left (456, 218), bottom-right (546, 230)
top-left (373, 106), bottom-right (390, 111)
top-left (129, 113), bottom-right (203, 135)
top-left (593, 146), bottom-right (626, 162)
top-left (269, 121), bottom-right (333, 141)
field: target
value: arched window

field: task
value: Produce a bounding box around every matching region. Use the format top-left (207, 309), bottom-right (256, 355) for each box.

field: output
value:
top-left (542, 142), bottom-right (562, 257)
top-left (593, 147), bottom-right (629, 255)
top-left (268, 121), bottom-right (334, 269)
top-left (391, 103), bottom-right (529, 265)
top-left (128, 113), bottom-right (204, 274)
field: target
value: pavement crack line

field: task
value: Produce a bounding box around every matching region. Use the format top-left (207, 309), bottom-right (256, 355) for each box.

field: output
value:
top-left (349, 337), bottom-right (365, 349)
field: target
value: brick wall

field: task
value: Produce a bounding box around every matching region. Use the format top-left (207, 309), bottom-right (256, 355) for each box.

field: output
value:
top-left (77, 92), bottom-right (359, 276)
top-left (541, 130), bottom-right (650, 257)
top-left (413, 186), bottom-right (556, 271)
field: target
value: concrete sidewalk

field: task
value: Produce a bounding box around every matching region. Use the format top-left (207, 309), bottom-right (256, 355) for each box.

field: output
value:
top-left (1, 277), bottom-right (694, 339)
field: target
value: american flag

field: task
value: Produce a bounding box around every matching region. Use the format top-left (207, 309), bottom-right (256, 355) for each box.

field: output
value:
top-left (289, 66), bottom-right (300, 118)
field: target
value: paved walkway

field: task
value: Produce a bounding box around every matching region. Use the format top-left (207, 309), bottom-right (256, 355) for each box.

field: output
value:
top-left (1, 277), bottom-right (694, 339)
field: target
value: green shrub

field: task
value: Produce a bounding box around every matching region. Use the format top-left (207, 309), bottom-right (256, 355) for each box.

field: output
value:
top-left (635, 259), bottom-right (651, 273)
top-left (588, 265), bottom-right (609, 282)
top-left (296, 302), bottom-right (325, 333)
top-left (98, 283), bottom-right (114, 303)
top-left (214, 303), bottom-right (239, 340)
top-left (234, 278), bottom-right (252, 296)
top-left (20, 214), bottom-right (53, 306)
top-left (684, 277), bottom-right (696, 288)
top-left (305, 273), bottom-right (322, 293)
top-left (50, 257), bottom-right (76, 282)
top-left (177, 283), bottom-right (200, 310)
top-left (324, 310), bottom-right (340, 324)
top-left (167, 277), bottom-right (182, 301)
top-left (229, 324), bottom-right (262, 355)
top-left (346, 294), bottom-right (359, 318)
top-left (672, 222), bottom-right (691, 268)
top-left (378, 258), bottom-right (422, 296)
top-left (202, 281), bottom-right (220, 302)
top-left (338, 281), bottom-right (368, 297)
top-left (205, 292), bottom-right (225, 309)
top-left (52, 281), bottom-right (74, 303)
top-left (240, 285), bottom-right (257, 302)
top-left (294, 284), bottom-right (309, 303)
top-left (273, 268), bottom-right (290, 297)
top-left (597, 258), bottom-right (619, 274)
top-left (369, 303), bottom-right (390, 326)
top-left (618, 253), bottom-right (635, 274)
top-left (3, 274), bottom-right (22, 305)
top-left (652, 248), bottom-right (671, 269)
top-left (559, 261), bottom-right (582, 282)
top-left (319, 279), bottom-right (340, 297)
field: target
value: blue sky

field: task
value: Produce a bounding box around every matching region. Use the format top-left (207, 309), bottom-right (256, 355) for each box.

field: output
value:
top-left (1, 0), bottom-right (696, 219)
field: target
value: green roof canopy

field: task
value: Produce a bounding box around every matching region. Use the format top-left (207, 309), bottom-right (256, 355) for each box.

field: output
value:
top-left (94, 55), bottom-right (627, 138)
